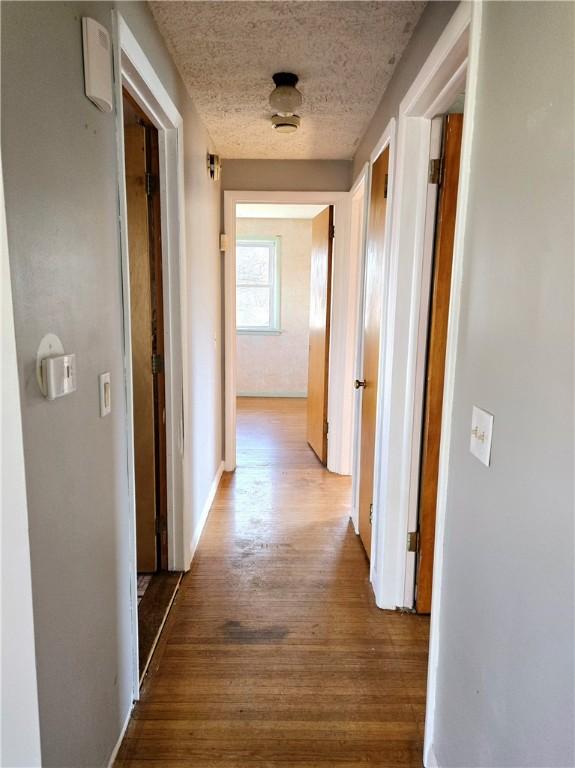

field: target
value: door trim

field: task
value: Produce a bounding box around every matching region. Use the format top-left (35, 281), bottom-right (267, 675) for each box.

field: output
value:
top-left (112, 11), bottom-right (188, 700)
top-left (372, 1), bottom-right (474, 613)
top-left (223, 190), bottom-right (351, 475)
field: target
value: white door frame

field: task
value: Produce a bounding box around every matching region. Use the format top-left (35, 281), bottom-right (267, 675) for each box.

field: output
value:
top-left (223, 190), bottom-right (352, 475)
top-left (349, 164), bottom-right (370, 534)
top-left (371, 1), bottom-right (474, 614)
top-left (112, 11), bottom-right (188, 699)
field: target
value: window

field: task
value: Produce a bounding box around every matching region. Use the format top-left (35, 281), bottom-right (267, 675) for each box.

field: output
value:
top-left (236, 238), bottom-right (280, 333)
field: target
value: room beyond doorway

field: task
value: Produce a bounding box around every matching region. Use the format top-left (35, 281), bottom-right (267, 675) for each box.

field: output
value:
top-left (224, 191), bottom-right (357, 476)
top-left (234, 202), bottom-right (334, 467)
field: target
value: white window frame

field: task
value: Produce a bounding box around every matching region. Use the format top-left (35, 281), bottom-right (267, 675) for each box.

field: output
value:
top-left (235, 236), bottom-right (281, 335)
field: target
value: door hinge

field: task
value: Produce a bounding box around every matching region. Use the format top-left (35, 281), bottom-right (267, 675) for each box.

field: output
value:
top-left (428, 158), bottom-right (443, 185)
top-left (369, 502), bottom-right (373, 525)
top-left (145, 171), bottom-right (157, 197)
top-left (329, 224), bottom-right (335, 240)
top-left (151, 353), bottom-right (164, 374)
top-left (323, 420), bottom-right (329, 436)
top-left (384, 172), bottom-right (389, 199)
top-left (407, 530), bottom-right (419, 553)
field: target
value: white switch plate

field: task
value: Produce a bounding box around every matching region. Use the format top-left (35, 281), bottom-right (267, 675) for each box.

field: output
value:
top-left (470, 406), bottom-right (493, 466)
top-left (99, 372), bottom-right (111, 417)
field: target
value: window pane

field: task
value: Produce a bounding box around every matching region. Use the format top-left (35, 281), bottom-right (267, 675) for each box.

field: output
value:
top-left (237, 245), bottom-right (271, 285)
top-left (237, 286), bottom-right (270, 328)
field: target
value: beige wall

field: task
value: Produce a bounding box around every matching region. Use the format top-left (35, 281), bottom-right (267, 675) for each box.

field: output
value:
top-left (222, 159), bottom-right (352, 192)
top-left (236, 218), bottom-right (312, 396)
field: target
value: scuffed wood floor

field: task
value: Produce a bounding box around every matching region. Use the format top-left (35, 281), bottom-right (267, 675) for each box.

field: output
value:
top-left (115, 397), bottom-right (430, 767)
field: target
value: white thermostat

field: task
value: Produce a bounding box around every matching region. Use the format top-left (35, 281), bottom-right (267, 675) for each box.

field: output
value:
top-left (41, 354), bottom-right (77, 401)
top-left (82, 17), bottom-right (113, 113)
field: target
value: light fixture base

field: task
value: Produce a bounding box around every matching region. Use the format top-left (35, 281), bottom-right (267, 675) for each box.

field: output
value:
top-left (271, 114), bottom-right (301, 133)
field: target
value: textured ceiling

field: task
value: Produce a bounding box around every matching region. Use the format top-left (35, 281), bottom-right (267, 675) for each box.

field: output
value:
top-left (149, 1), bottom-right (426, 160)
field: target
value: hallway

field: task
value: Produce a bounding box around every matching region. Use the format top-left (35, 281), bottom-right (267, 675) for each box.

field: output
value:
top-left (116, 398), bottom-right (430, 767)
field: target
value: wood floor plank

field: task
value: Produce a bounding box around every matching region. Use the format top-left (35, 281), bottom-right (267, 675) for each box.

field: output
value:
top-left (115, 397), bottom-right (429, 767)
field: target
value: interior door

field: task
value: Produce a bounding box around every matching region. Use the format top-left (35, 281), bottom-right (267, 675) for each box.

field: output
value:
top-left (416, 113), bottom-right (464, 613)
top-left (125, 122), bottom-right (157, 573)
top-left (358, 147), bottom-right (390, 558)
top-left (306, 205), bottom-right (334, 464)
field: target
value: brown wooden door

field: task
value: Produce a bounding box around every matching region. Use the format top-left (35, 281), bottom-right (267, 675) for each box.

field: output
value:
top-left (306, 206), bottom-right (334, 464)
top-left (124, 94), bottom-right (168, 573)
top-left (358, 148), bottom-right (390, 558)
top-left (125, 122), bottom-right (157, 573)
top-left (416, 113), bottom-right (464, 613)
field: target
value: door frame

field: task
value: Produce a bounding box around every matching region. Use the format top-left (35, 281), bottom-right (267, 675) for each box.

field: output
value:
top-left (371, 1), bottom-right (476, 610)
top-left (223, 190), bottom-right (351, 475)
top-left (112, 11), bottom-right (188, 700)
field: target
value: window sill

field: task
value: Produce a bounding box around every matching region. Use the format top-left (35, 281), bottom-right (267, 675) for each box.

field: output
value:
top-left (237, 328), bottom-right (283, 336)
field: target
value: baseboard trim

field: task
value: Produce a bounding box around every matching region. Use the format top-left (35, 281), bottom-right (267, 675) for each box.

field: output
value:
top-left (188, 460), bottom-right (224, 566)
top-left (237, 391), bottom-right (307, 398)
top-left (107, 702), bottom-right (134, 767)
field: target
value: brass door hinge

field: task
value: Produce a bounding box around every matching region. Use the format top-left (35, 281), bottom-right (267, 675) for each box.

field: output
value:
top-left (407, 530), bottom-right (419, 552)
top-left (384, 173), bottom-right (389, 199)
top-left (323, 420), bottom-right (329, 436)
top-left (151, 353), bottom-right (164, 374)
top-left (428, 158), bottom-right (443, 186)
top-left (329, 224), bottom-right (335, 240)
top-left (369, 502), bottom-right (373, 525)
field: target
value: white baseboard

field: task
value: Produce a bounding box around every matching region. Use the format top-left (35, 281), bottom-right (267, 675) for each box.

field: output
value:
top-left (107, 702), bottom-right (134, 767)
top-left (188, 460), bottom-right (224, 566)
top-left (237, 391), bottom-right (307, 398)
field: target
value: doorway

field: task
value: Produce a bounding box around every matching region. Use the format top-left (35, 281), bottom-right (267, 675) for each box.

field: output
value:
top-left (122, 90), bottom-right (182, 680)
top-left (414, 112), bottom-right (464, 613)
top-left (233, 202), bottom-right (334, 467)
top-left (224, 191), bottom-right (355, 475)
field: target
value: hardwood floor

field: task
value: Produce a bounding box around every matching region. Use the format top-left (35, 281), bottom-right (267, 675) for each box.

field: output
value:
top-left (115, 397), bottom-right (430, 767)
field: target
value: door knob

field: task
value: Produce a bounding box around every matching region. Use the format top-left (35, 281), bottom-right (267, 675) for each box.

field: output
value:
top-left (354, 379), bottom-right (366, 389)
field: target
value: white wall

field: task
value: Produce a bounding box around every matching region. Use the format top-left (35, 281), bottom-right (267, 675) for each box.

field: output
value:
top-left (1, 148), bottom-right (42, 767)
top-left (236, 218), bottom-right (311, 397)
top-left (1, 2), bottom-right (222, 765)
top-left (430, 3), bottom-right (574, 766)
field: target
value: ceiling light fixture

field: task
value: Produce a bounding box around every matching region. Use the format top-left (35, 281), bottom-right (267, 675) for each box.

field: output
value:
top-left (269, 72), bottom-right (302, 133)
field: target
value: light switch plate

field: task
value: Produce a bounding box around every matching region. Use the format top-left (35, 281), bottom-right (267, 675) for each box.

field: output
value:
top-left (470, 406), bottom-right (493, 466)
top-left (99, 372), bottom-right (111, 417)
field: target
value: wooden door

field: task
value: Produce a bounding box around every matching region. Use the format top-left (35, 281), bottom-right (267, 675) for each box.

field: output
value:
top-left (416, 113), bottom-right (464, 613)
top-left (124, 92), bottom-right (169, 574)
top-left (125, 122), bottom-right (157, 573)
top-left (306, 206), bottom-right (334, 464)
top-left (358, 147), bottom-right (390, 558)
